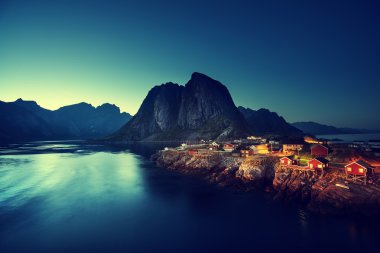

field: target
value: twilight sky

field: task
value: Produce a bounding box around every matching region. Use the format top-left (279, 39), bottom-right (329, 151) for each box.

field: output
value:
top-left (0, 0), bottom-right (379, 129)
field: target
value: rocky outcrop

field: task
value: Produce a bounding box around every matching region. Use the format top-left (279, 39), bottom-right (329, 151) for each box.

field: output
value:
top-left (236, 156), bottom-right (278, 183)
top-left (154, 150), bottom-right (276, 188)
top-left (155, 150), bottom-right (380, 215)
top-left (273, 167), bottom-right (380, 215)
top-left (109, 73), bottom-right (251, 141)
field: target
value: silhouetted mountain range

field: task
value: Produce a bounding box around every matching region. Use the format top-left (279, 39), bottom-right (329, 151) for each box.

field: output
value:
top-left (0, 99), bottom-right (131, 142)
top-left (6, 73), bottom-right (374, 143)
top-left (292, 121), bottom-right (379, 135)
top-left (108, 73), bottom-right (301, 141)
top-left (238, 107), bottom-right (302, 135)
top-left (108, 73), bottom-right (251, 141)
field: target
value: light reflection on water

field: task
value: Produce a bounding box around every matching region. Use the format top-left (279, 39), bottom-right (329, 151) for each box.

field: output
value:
top-left (0, 142), bottom-right (379, 253)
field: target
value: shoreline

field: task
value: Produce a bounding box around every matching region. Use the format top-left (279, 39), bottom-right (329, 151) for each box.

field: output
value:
top-left (153, 150), bottom-right (380, 216)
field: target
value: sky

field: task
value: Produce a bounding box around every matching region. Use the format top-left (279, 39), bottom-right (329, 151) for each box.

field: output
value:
top-left (0, 0), bottom-right (379, 129)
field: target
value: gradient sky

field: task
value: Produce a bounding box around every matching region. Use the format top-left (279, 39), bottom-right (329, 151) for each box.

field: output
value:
top-left (0, 0), bottom-right (379, 129)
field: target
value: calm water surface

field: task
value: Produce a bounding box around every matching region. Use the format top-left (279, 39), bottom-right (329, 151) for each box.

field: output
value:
top-left (317, 133), bottom-right (380, 142)
top-left (0, 141), bottom-right (379, 253)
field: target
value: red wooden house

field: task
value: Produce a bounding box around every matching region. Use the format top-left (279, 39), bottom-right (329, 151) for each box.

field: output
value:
top-left (311, 144), bottom-right (328, 157)
top-left (187, 149), bottom-right (198, 155)
top-left (308, 157), bottom-right (329, 172)
top-left (280, 157), bottom-right (293, 166)
top-left (240, 149), bottom-right (254, 157)
top-left (344, 160), bottom-right (373, 184)
top-left (223, 143), bottom-right (235, 152)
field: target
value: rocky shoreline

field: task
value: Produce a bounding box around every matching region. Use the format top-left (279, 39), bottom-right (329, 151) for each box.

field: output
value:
top-left (153, 150), bottom-right (380, 216)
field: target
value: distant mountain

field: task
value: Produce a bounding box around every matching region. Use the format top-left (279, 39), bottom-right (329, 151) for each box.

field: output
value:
top-left (291, 121), bottom-right (378, 135)
top-left (0, 101), bottom-right (54, 141)
top-left (0, 99), bottom-right (131, 142)
top-left (238, 107), bottom-right (302, 135)
top-left (108, 72), bottom-right (251, 141)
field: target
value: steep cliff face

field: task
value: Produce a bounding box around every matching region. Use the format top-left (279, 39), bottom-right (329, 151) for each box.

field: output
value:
top-left (109, 83), bottom-right (184, 141)
top-left (110, 73), bottom-right (251, 141)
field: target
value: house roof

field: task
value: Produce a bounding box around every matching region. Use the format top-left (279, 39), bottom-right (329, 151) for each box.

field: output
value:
top-left (280, 156), bottom-right (292, 161)
top-left (345, 160), bottom-right (372, 169)
top-left (311, 157), bottom-right (329, 164)
top-left (311, 144), bottom-right (328, 150)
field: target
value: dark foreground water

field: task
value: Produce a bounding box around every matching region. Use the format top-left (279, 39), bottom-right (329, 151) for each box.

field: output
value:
top-left (0, 141), bottom-right (379, 253)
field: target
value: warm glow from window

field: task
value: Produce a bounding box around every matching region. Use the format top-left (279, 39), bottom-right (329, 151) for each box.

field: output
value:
top-left (347, 167), bottom-right (352, 172)
top-left (359, 168), bottom-right (364, 173)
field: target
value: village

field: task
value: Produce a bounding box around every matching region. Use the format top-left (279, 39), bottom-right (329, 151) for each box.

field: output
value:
top-left (163, 135), bottom-right (380, 187)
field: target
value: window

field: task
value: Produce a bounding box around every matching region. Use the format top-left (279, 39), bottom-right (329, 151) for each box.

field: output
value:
top-left (318, 164), bottom-right (322, 169)
top-left (309, 164), bottom-right (313, 168)
top-left (359, 168), bottom-right (364, 173)
top-left (281, 160), bottom-right (285, 164)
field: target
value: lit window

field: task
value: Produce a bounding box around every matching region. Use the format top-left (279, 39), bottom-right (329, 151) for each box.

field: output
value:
top-left (359, 168), bottom-right (364, 173)
top-left (318, 164), bottom-right (322, 169)
top-left (282, 160), bottom-right (285, 164)
top-left (347, 167), bottom-right (352, 172)
top-left (309, 164), bottom-right (313, 168)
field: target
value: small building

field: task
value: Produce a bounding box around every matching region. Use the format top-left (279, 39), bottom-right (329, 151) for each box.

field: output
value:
top-left (240, 149), bottom-right (254, 157)
top-left (344, 160), bottom-right (373, 184)
top-left (210, 142), bottom-right (219, 147)
top-left (311, 144), bottom-right (329, 157)
top-left (187, 149), bottom-right (198, 155)
top-left (250, 145), bottom-right (258, 154)
top-left (223, 143), bottom-right (235, 152)
top-left (253, 144), bottom-right (269, 154)
top-left (280, 157), bottom-right (293, 166)
top-left (308, 157), bottom-right (329, 172)
top-left (283, 144), bottom-right (303, 154)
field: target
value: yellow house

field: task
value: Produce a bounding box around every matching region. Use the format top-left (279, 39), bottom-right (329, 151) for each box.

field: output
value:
top-left (256, 144), bottom-right (269, 154)
top-left (282, 144), bottom-right (303, 154)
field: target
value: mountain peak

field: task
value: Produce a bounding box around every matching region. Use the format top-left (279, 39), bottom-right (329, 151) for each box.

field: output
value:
top-left (188, 72), bottom-right (220, 85)
top-left (15, 98), bottom-right (38, 105)
top-left (190, 72), bottom-right (212, 80)
top-left (238, 106), bottom-right (302, 135)
top-left (109, 73), bottom-right (250, 141)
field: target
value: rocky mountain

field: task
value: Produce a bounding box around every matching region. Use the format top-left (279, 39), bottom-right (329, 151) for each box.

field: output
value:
top-left (291, 121), bottom-right (378, 135)
top-left (109, 72), bottom-right (251, 141)
top-left (238, 106), bottom-right (302, 135)
top-left (0, 99), bottom-right (131, 142)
